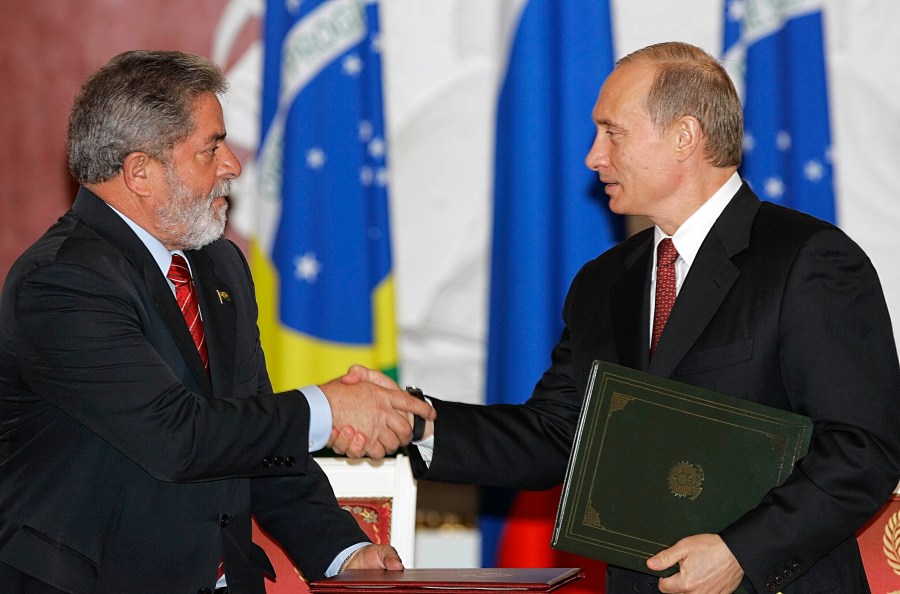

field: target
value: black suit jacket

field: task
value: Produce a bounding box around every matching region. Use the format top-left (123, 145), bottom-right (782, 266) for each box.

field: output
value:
top-left (0, 188), bottom-right (367, 594)
top-left (410, 184), bottom-right (900, 593)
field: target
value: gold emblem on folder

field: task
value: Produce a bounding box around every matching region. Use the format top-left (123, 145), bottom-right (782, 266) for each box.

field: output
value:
top-left (668, 461), bottom-right (704, 501)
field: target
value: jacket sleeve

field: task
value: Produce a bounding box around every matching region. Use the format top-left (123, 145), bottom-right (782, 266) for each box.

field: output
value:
top-left (13, 258), bottom-right (312, 483)
top-left (720, 229), bottom-right (900, 592)
top-left (410, 327), bottom-right (584, 490)
top-left (251, 465), bottom-right (370, 581)
top-left (407, 266), bottom-right (594, 489)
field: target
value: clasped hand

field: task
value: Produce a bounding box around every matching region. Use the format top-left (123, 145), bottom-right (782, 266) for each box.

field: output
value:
top-left (320, 366), bottom-right (435, 459)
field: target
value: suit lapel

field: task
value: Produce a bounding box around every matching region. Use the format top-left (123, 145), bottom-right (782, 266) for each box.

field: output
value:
top-left (72, 187), bottom-right (214, 395)
top-left (647, 234), bottom-right (739, 376)
top-left (648, 184), bottom-right (761, 377)
top-left (611, 231), bottom-right (654, 370)
top-left (145, 262), bottom-right (214, 395)
top-left (187, 249), bottom-right (236, 399)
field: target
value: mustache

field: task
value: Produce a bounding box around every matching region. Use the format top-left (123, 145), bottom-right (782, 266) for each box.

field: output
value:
top-left (210, 179), bottom-right (232, 201)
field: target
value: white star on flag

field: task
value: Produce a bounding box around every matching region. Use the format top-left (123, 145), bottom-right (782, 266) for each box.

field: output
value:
top-left (375, 167), bottom-right (389, 187)
top-left (306, 147), bottom-right (326, 170)
top-left (742, 132), bottom-right (756, 153)
top-left (358, 120), bottom-right (373, 142)
top-left (804, 160), bottom-right (825, 181)
top-left (727, 0), bottom-right (746, 21)
top-left (342, 54), bottom-right (363, 76)
top-left (295, 251), bottom-right (322, 283)
top-left (360, 166), bottom-right (374, 186)
top-left (370, 33), bottom-right (382, 54)
top-left (368, 137), bottom-right (386, 158)
top-left (764, 176), bottom-right (785, 199)
top-left (285, 0), bottom-right (302, 14)
top-left (776, 131), bottom-right (791, 151)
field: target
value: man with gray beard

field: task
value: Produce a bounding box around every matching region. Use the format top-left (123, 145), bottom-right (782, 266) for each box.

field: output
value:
top-left (0, 50), bottom-right (434, 594)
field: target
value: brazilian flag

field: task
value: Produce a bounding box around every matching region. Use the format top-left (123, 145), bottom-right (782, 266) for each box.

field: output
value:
top-left (722, 1), bottom-right (835, 223)
top-left (254, 0), bottom-right (396, 388)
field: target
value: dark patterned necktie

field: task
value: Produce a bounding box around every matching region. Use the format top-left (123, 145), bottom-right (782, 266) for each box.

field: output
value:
top-left (167, 254), bottom-right (209, 373)
top-left (650, 238), bottom-right (679, 359)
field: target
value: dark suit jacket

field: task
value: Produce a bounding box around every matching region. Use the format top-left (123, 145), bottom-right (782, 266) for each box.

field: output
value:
top-left (0, 188), bottom-right (367, 594)
top-left (410, 184), bottom-right (900, 593)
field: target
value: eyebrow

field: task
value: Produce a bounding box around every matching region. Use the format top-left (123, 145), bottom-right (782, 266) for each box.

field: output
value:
top-left (596, 118), bottom-right (623, 130)
top-left (204, 131), bottom-right (227, 145)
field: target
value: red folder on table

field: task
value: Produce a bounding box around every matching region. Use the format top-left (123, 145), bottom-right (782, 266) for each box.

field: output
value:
top-left (310, 568), bottom-right (584, 594)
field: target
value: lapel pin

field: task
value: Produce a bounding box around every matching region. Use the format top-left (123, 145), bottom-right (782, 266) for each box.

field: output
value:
top-left (216, 290), bottom-right (232, 304)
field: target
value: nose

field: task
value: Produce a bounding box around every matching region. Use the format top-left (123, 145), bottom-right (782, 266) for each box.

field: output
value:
top-left (585, 132), bottom-right (608, 171)
top-left (218, 142), bottom-right (242, 180)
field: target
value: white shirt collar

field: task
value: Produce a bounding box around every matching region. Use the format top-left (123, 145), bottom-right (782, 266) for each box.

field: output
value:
top-left (653, 171), bottom-right (742, 269)
top-left (106, 203), bottom-right (188, 283)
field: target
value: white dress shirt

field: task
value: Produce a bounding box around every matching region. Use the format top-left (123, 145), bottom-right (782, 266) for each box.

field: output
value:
top-left (648, 172), bottom-right (741, 344)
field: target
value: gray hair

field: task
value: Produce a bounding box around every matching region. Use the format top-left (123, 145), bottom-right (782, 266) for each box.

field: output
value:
top-left (67, 50), bottom-right (228, 184)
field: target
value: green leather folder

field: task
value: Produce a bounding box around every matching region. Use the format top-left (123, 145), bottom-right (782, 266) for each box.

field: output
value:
top-left (552, 360), bottom-right (812, 580)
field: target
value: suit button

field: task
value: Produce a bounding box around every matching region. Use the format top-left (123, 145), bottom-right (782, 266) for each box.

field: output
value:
top-left (782, 569), bottom-right (792, 578)
top-left (791, 562), bottom-right (801, 571)
top-left (766, 583), bottom-right (776, 592)
top-left (220, 514), bottom-right (230, 527)
top-left (199, 589), bottom-right (212, 594)
top-left (775, 576), bottom-right (783, 584)
top-left (274, 455), bottom-right (285, 466)
top-left (286, 456), bottom-right (296, 467)
top-left (263, 457), bottom-right (273, 468)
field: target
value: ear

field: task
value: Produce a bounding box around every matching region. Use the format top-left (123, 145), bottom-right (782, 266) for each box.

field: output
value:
top-left (674, 115), bottom-right (702, 162)
top-left (121, 152), bottom-right (153, 196)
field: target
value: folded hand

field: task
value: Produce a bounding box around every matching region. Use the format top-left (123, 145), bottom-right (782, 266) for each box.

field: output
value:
top-left (342, 543), bottom-right (404, 571)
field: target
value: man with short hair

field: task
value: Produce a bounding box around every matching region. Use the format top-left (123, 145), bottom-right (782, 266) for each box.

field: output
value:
top-left (0, 50), bottom-right (434, 594)
top-left (339, 42), bottom-right (900, 593)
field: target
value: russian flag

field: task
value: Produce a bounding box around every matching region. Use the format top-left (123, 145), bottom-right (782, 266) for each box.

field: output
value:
top-left (483, 0), bottom-right (619, 589)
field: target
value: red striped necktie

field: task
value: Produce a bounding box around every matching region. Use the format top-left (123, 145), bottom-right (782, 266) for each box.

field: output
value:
top-left (167, 254), bottom-right (209, 374)
top-left (168, 254), bottom-right (219, 580)
top-left (650, 238), bottom-right (679, 359)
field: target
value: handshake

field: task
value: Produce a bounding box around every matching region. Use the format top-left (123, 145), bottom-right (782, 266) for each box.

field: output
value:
top-left (319, 365), bottom-right (436, 459)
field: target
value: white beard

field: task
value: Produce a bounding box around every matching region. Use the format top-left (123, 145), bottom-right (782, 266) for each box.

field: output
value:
top-left (157, 170), bottom-right (231, 250)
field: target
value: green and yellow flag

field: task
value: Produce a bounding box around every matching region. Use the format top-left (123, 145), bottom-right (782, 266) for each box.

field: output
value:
top-left (254, 0), bottom-right (396, 389)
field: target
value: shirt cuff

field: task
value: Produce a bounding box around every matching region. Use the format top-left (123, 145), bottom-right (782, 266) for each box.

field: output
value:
top-left (326, 542), bottom-right (370, 577)
top-left (302, 384), bottom-right (332, 452)
top-left (412, 396), bottom-right (434, 467)
top-left (414, 435), bottom-right (434, 468)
